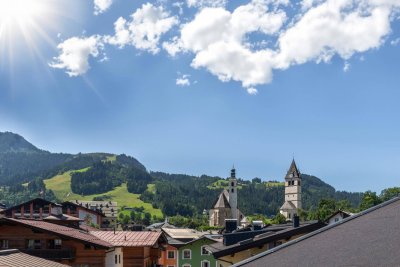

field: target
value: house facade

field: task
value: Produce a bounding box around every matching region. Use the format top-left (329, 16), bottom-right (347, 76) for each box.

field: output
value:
top-left (0, 217), bottom-right (112, 266)
top-left (178, 236), bottom-right (220, 267)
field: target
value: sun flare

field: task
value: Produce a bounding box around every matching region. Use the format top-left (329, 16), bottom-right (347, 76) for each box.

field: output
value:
top-left (0, 0), bottom-right (48, 28)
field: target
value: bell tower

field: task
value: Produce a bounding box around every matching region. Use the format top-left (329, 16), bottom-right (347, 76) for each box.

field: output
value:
top-left (228, 166), bottom-right (238, 220)
top-left (280, 159), bottom-right (302, 220)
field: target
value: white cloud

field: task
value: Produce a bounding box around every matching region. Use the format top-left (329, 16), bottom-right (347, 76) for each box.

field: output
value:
top-left (391, 37), bottom-right (400, 46)
top-left (247, 87), bottom-right (258, 95)
top-left (106, 3), bottom-right (178, 54)
top-left (167, 0), bottom-right (399, 91)
top-left (186, 0), bottom-right (227, 8)
top-left (343, 62), bottom-right (350, 72)
top-left (94, 0), bottom-right (113, 15)
top-left (176, 74), bottom-right (191, 86)
top-left (168, 0), bottom-right (286, 89)
top-left (49, 36), bottom-right (104, 77)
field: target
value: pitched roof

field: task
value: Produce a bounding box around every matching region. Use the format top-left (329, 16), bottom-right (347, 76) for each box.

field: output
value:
top-left (212, 191), bottom-right (231, 209)
top-left (3, 198), bottom-right (59, 213)
top-left (2, 218), bottom-right (112, 248)
top-left (162, 228), bottom-right (205, 240)
top-left (43, 214), bottom-right (83, 222)
top-left (0, 249), bottom-right (69, 267)
top-left (90, 231), bottom-right (162, 247)
top-left (324, 210), bottom-right (354, 222)
top-left (233, 197), bottom-right (400, 267)
top-left (280, 201), bottom-right (296, 211)
top-left (285, 159), bottom-right (300, 179)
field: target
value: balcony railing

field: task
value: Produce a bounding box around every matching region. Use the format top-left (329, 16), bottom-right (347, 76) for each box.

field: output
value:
top-left (22, 249), bottom-right (76, 260)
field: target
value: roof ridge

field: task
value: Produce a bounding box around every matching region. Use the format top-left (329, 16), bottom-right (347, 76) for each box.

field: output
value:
top-left (0, 249), bottom-right (19, 255)
top-left (232, 196), bottom-right (400, 266)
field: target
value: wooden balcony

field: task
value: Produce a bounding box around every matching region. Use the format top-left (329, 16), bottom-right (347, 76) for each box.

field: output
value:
top-left (22, 248), bottom-right (75, 260)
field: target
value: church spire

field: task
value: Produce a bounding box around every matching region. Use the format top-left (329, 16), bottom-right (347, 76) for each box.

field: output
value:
top-left (285, 159), bottom-right (301, 179)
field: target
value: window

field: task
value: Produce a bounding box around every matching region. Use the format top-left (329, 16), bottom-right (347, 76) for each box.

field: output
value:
top-left (119, 254), bottom-right (121, 264)
top-left (182, 265), bottom-right (191, 267)
top-left (115, 255), bottom-right (118, 264)
top-left (182, 249), bottom-right (191, 259)
top-left (167, 250), bottom-right (175, 259)
top-left (231, 188), bottom-right (234, 193)
top-left (231, 182), bottom-right (234, 186)
top-left (201, 246), bottom-right (210, 255)
top-left (201, 260), bottom-right (210, 267)
top-left (84, 244), bottom-right (91, 250)
top-left (298, 181), bottom-right (301, 186)
top-left (48, 239), bottom-right (62, 249)
top-left (27, 240), bottom-right (41, 249)
top-left (1, 240), bottom-right (8, 249)
top-left (335, 218), bottom-right (339, 222)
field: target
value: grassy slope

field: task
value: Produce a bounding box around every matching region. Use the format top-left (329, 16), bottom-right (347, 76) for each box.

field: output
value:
top-left (43, 170), bottom-right (162, 218)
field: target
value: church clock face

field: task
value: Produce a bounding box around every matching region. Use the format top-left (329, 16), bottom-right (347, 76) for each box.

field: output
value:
top-left (289, 173), bottom-right (293, 178)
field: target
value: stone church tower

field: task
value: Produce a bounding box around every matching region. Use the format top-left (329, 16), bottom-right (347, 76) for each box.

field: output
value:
top-left (209, 167), bottom-right (245, 227)
top-left (228, 167), bottom-right (238, 220)
top-left (280, 159), bottom-right (302, 220)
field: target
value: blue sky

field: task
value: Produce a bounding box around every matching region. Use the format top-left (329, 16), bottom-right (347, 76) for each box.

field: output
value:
top-left (0, 0), bottom-right (399, 193)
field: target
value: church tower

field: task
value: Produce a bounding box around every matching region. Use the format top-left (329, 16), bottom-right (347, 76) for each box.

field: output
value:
top-left (228, 166), bottom-right (238, 220)
top-left (280, 159), bottom-right (302, 220)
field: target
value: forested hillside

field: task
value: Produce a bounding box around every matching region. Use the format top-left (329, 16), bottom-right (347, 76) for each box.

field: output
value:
top-left (0, 131), bottom-right (363, 218)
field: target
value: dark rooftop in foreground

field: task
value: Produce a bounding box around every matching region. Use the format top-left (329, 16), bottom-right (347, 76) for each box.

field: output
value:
top-left (207, 220), bottom-right (324, 258)
top-left (233, 196), bottom-right (400, 267)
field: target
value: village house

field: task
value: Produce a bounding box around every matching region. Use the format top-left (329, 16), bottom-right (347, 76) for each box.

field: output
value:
top-left (178, 235), bottom-right (222, 267)
top-left (325, 210), bottom-right (354, 225)
top-left (62, 201), bottom-right (106, 228)
top-left (0, 217), bottom-right (112, 266)
top-left (70, 200), bottom-right (117, 228)
top-left (90, 230), bottom-right (165, 267)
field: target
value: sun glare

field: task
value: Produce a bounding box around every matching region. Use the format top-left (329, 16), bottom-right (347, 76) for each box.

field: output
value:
top-left (0, 0), bottom-right (47, 27)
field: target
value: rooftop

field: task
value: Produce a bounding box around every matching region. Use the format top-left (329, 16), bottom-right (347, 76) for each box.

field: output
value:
top-left (162, 228), bottom-right (205, 240)
top-left (2, 218), bottom-right (112, 248)
top-left (233, 197), bottom-right (400, 266)
top-left (207, 221), bottom-right (325, 258)
top-left (0, 249), bottom-right (69, 267)
top-left (90, 231), bottom-right (162, 247)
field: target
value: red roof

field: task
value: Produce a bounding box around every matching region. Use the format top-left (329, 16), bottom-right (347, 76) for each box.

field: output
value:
top-left (90, 231), bottom-right (162, 247)
top-left (4, 218), bottom-right (112, 248)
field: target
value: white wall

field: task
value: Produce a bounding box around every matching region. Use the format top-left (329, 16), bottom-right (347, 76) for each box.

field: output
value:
top-left (105, 247), bottom-right (123, 267)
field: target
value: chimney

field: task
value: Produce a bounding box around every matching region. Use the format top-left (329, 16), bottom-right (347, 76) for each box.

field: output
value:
top-left (252, 220), bottom-right (263, 231)
top-left (225, 219), bottom-right (238, 233)
top-left (293, 215), bottom-right (300, 228)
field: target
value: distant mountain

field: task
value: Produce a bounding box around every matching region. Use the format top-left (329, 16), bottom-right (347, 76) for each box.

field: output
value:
top-left (0, 132), bottom-right (41, 153)
top-left (0, 132), bottom-right (362, 217)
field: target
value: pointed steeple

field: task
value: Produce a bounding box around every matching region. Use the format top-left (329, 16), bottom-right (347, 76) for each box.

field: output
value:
top-left (285, 159), bottom-right (301, 179)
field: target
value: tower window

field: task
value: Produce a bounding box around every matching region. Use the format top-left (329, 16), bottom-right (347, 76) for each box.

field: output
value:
top-left (231, 189), bottom-right (234, 193)
top-left (298, 181), bottom-right (300, 186)
top-left (231, 182), bottom-right (234, 187)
